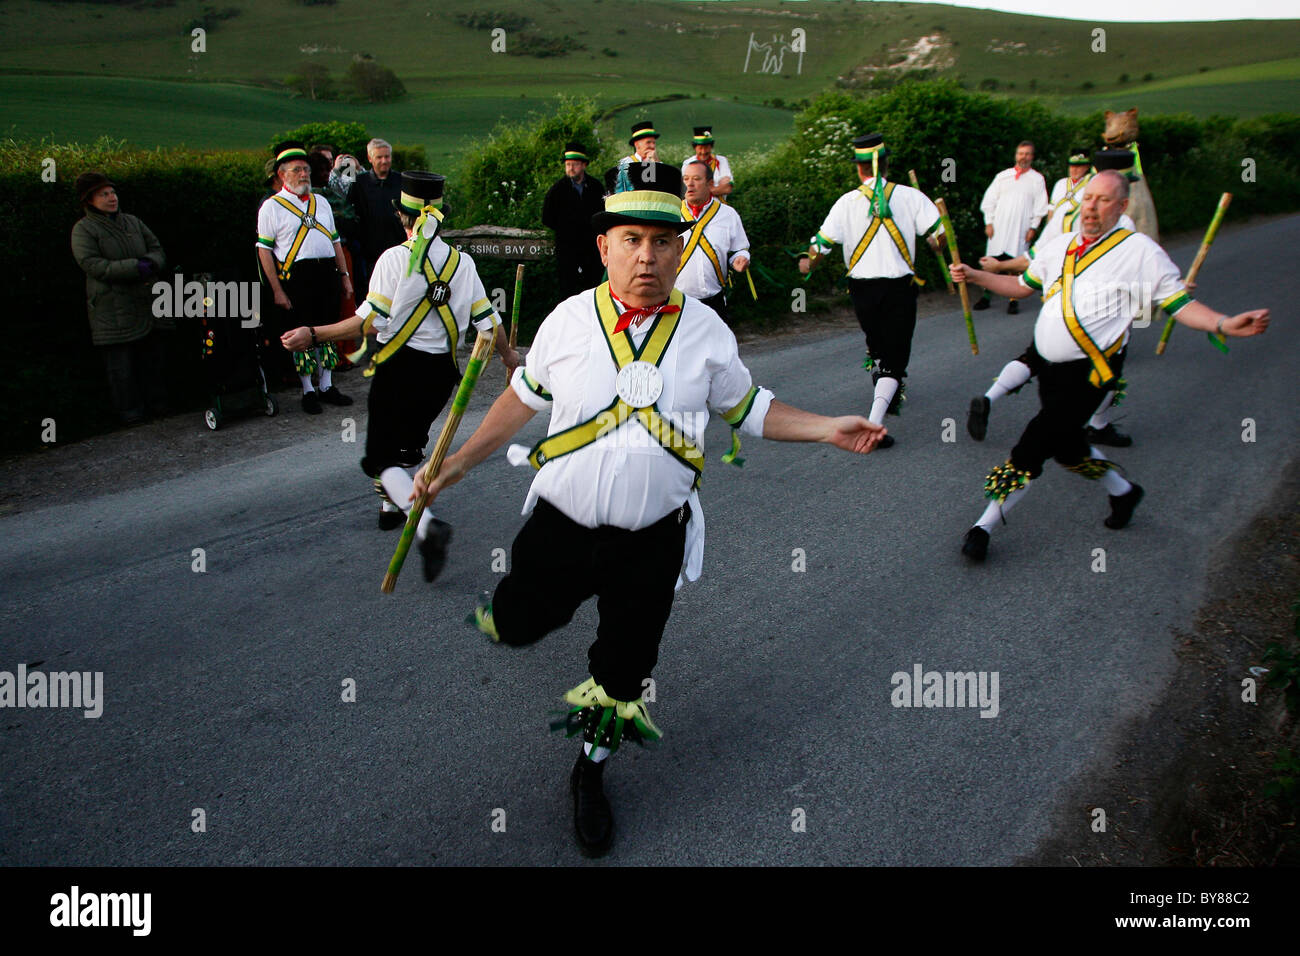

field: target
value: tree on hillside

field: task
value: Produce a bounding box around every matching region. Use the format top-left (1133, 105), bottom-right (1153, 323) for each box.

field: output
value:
top-left (347, 56), bottom-right (405, 103)
top-left (285, 63), bottom-right (334, 101)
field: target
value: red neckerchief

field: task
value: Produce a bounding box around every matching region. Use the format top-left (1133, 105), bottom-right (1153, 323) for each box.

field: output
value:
top-left (1013, 166), bottom-right (1029, 180)
top-left (1071, 233), bottom-right (1101, 259)
top-left (687, 201), bottom-right (709, 219)
top-left (610, 290), bottom-right (680, 334)
top-left (281, 188), bottom-right (308, 206)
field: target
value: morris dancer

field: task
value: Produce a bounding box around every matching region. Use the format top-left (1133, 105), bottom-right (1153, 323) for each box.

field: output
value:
top-left (799, 133), bottom-right (945, 448)
top-left (282, 172), bottom-right (518, 577)
top-left (675, 159), bottom-right (750, 321)
top-left (951, 171), bottom-right (1269, 562)
top-left (412, 162), bottom-right (885, 856)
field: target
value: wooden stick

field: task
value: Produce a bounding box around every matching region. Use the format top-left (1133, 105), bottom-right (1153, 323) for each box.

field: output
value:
top-left (1156, 192), bottom-right (1232, 355)
top-left (910, 169), bottom-right (955, 294)
top-left (935, 198), bottom-right (978, 355)
top-left (503, 263), bottom-right (523, 393)
top-left (381, 330), bottom-right (496, 593)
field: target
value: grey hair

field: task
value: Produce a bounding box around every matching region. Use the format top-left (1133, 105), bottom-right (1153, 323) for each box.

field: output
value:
top-left (684, 159), bottom-right (713, 180)
top-left (367, 138), bottom-right (392, 156)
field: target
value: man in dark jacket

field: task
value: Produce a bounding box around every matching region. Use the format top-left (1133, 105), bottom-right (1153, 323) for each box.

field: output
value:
top-left (348, 138), bottom-right (405, 296)
top-left (541, 142), bottom-right (605, 299)
top-left (70, 172), bottom-right (169, 425)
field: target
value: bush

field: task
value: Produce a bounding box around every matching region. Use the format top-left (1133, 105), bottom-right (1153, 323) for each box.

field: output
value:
top-left (346, 58), bottom-right (405, 102)
top-left (285, 63), bottom-right (334, 101)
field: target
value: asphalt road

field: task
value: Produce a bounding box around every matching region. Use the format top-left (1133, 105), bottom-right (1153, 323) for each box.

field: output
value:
top-left (2, 216), bottom-right (1295, 866)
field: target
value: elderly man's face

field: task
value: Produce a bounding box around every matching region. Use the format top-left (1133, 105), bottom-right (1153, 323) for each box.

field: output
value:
top-left (279, 161), bottom-right (311, 196)
top-left (1015, 145), bottom-right (1034, 169)
top-left (564, 159), bottom-right (587, 181)
top-left (597, 224), bottom-right (682, 307)
top-left (693, 143), bottom-right (713, 161)
top-left (682, 165), bottom-right (712, 205)
top-left (1078, 172), bottom-right (1129, 237)
top-left (90, 185), bottom-right (118, 213)
top-left (1069, 163), bottom-right (1089, 181)
top-left (634, 138), bottom-right (658, 161)
top-left (370, 148), bottom-right (393, 178)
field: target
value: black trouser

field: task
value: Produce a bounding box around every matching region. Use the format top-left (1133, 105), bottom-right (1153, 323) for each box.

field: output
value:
top-left (266, 257), bottom-right (341, 383)
top-left (699, 291), bottom-right (729, 322)
top-left (99, 330), bottom-right (169, 422)
top-left (360, 347), bottom-right (459, 477)
top-left (555, 249), bottom-right (605, 300)
top-left (1014, 341), bottom-right (1048, 377)
top-left (847, 275), bottom-right (917, 380)
top-left (492, 498), bottom-right (690, 703)
top-left (1010, 349), bottom-right (1126, 479)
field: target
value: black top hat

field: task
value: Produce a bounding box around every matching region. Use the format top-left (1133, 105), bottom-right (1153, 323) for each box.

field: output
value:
top-left (628, 121), bottom-right (660, 147)
top-left (563, 142), bottom-right (590, 163)
top-left (271, 140), bottom-right (310, 172)
top-left (591, 162), bottom-right (693, 235)
top-left (692, 127), bottom-right (715, 145)
top-left (75, 171), bottom-right (116, 205)
top-left (1092, 148), bottom-right (1135, 173)
top-left (852, 133), bottom-right (889, 163)
top-left (394, 171), bottom-right (446, 213)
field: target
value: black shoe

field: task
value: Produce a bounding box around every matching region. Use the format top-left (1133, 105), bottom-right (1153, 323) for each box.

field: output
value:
top-left (876, 433), bottom-right (895, 449)
top-left (962, 526), bottom-right (989, 562)
top-left (419, 518), bottom-right (453, 582)
top-left (319, 385), bottom-right (353, 407)
top-left (967, 396), bottom-right (990, 442)
top-left (301, 390), bottom-right (322, 414)
top-left (570, 755), bottom-right (614, 858)
top-left (1086, 423), bottom-right (1133, 448)
top-left (972, 296), bottom-right (991, 311)
top-left (1104, 482), bottom-right (1144, 530)
top-left (1006, 299), bottom-right (1019, 315)
top-left (378, 509), bottom-right (404, 531)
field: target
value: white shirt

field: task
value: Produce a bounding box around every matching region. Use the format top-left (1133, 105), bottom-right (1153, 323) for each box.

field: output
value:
top-left (676, 199), bottom-right (750, 299)
top-left (358, 239), bottom-right (499, 354)
top-left (981, 167), bottom-right (1050, 258)
top-left (811, 178), bottom-right (943, 280)
top-left (255, 187), bottom-right (340, 262)
top-left (680, 154), bottom-right (733, 187)
top-left (508, 290), bottom-right (775, 582)
top-left (1021, 225), bottom-right (1190, 364)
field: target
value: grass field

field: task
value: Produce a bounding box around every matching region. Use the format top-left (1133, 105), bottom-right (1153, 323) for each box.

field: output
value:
top-left (1, 0), bottom-right (1294, 160)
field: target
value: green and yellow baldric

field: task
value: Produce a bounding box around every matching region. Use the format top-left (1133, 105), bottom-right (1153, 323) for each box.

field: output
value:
top-left (678, 200), bottom-right (725, 286)
top-left (845, 182), bottom-right (927, 286)
top-left (525, 284), bottom-right (762, 484)
top-left (354, 239), bottom-right (495, 378)
top-left (1053, 172), bottom-right (1093, 229)
top-left (264, 192), bottom-right (337, 280)
top-left (1038, 229), bottom-right (1134, 388)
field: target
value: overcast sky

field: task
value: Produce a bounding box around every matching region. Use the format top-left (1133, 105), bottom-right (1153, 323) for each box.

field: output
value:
top-left (708, 0), bottom-right (1299, 23)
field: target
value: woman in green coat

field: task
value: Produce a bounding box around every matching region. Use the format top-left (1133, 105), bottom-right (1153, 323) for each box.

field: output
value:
top-left (70, 172), bottom-right (169, 424)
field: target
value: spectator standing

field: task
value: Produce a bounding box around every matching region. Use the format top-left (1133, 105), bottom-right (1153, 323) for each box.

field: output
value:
top-left (70, 172), bottom-right (170, 426)
top-left (349, 138), bottom-right (405, 297)
top-left (541, 142), bottom-right (606, 299)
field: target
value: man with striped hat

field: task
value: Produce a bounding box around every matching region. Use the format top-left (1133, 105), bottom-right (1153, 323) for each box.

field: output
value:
top-left (950, 170), bottom-right (1269, 562)
top-left (679, 126), bottom-right (733, 201)
top-left (256, 140), bottom-right (355, 412)
top-left (799, 132), bottom-right (945, 448)
top-left (410, 161), bottom-right (886, 857)
top-left (281, 172), bottom-right (519, 577)
top-left (676, 158), bottom-right (750, 320)
top-left (542, 141), bottom-right (606, 299)
top-left (621, 121), bottom-right (660, 165)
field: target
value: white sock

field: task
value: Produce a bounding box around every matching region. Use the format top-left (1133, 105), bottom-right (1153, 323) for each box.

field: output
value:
top-left (987, 360), bottom-right (1032, 403)
top-left (1090, 448), bottom-right (1133, 495)
top-left (380, 466), bottom-right (435, 540)
top-left (976, 486), bottom-right (1030, 532)
top-left (869, 376), bottom-right (899, 425)
top-left (380, 499), bottom-right (400, 513)
top-left (319, 367), bottom-right (333, 391)
top-left (1088, 397), bottom-right (1115, 430)
top-left (299, 373), bottom-right (315, 394)
top-left (583, 741), bottom-right (611, 763)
